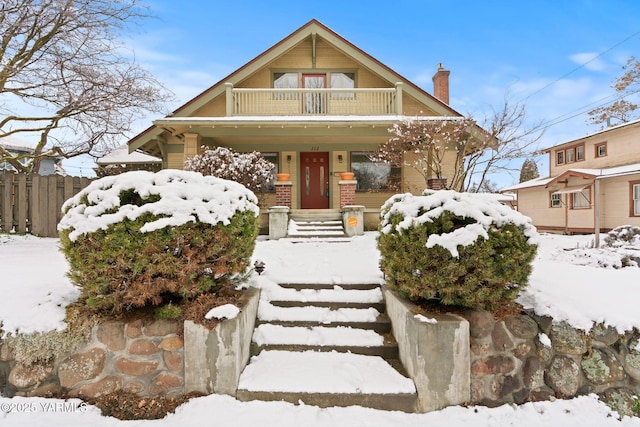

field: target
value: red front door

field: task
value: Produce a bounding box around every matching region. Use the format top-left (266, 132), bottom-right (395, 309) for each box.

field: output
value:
top-left (300, 152), bottom-right (329, 209)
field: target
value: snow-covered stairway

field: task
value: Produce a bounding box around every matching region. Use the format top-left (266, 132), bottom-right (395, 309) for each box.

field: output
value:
top-left (286, 211), bottom-right (348, 239)
top-left (236, 282), bottom-right (418, 412)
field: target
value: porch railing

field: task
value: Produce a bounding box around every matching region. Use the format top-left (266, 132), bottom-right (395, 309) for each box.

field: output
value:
top-left (225, 82), bottom-right (403, 116)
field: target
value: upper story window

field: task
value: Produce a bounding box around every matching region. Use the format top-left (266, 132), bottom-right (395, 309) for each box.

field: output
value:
top-left (555, 143), bottom-right (585, 165)
top-left (595, 142), bottom-right (607, 158)
top-left (274, 73), bottom-right (298, 89)
top-left (330, 72), bottom-right (355, 99)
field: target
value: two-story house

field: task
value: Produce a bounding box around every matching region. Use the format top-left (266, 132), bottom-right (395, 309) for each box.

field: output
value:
top-left (503, 118), bottom-right (640, 235)
top-left (128, 19), bottom-right (479, 229)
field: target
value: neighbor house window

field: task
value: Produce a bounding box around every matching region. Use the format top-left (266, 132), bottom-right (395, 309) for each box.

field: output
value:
top-left (631, 181), bottom-right (640, 216)
top-left (351, 152), bottom-right (400, 191)
top-left (550, 192), bottom-right (562, 208)
top-left (572, 188), bottom-right (591, 209)
top-left (555, 143), bottom-right (585, 165)
top-left (595, 142), bottom-right (607, 157)
top-left (330, 72), bottom-right (355, 99)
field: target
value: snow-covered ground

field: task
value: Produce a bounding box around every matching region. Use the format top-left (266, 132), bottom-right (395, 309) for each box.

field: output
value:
top-left (1, 231), bottom-right (640, 425)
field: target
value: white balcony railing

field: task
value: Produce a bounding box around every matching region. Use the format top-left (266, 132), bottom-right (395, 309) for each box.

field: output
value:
top-left (225, 82), bottom-right (403, 116)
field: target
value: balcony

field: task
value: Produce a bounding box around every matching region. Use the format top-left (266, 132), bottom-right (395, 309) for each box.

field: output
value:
top-left (225, 82), bottom-right (403, 116)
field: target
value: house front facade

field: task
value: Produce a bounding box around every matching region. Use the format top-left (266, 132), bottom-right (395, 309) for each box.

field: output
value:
top-left (504, 118), bottom-right (640, 235)
top-left (128, 20), bottom-right (472, 229)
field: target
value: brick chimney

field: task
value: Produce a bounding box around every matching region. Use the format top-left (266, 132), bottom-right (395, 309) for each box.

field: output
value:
top-left (432, 63), bottom-right (450, 105)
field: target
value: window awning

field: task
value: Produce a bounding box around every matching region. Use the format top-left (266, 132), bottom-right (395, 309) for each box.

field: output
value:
top-left (552, 185), bottom-right (588, 195)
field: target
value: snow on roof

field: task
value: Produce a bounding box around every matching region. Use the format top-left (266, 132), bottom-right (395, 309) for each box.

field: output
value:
top-left (154, 115), bottom-right (463, 125)
top-left (0, 134), bottom-right (37, 152)
top-left (542, 117), bottom-right (640, 152)
top-left (502, 162), bottom-right (640, 192)
top-left (96, 147), bottom-right (162, 165)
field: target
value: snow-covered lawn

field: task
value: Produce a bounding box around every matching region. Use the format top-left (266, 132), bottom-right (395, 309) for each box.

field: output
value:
top-left (1, 231), bottom-right (640, 426)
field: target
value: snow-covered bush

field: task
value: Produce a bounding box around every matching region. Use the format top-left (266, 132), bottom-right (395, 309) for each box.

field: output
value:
top-left (58, 170), bottom-right (260, 314)
top-left (604, 225), bottom-right (640, 248)
top-left (378, 190), bottom-right (538, 310)
top-left (185, 146), bottom-right (275, 198)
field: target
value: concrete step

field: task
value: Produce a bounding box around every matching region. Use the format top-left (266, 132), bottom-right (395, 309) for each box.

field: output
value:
top-left (235, 389), bottom-right (418, 412)
top-left (236, 350), bottom-right (417, 412)
top-left (250, 342), bottom-right (399, 358)
top-left (268, 300), bottom-right (386, 312)
top-left (255, 317), bottom-right (392, 334)
top-left (278, 283), bottom-right (381, 291)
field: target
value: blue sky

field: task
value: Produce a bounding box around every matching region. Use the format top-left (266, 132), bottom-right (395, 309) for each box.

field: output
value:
top-left (69, 0), bottom-right (640, 185)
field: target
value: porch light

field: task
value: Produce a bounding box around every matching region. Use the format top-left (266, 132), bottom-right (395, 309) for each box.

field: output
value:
top-left (287, 155), bottom-right (292, 164)
top-left (338, 155), bottom-right (343, 163)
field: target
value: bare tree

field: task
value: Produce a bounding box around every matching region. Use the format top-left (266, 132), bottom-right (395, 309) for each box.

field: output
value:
top-left (375, 98), bottom-right (542, 192)
top-left (0, 0), bottom-right (173, 173)
top-left (588, 56), bottom-right (640, 127)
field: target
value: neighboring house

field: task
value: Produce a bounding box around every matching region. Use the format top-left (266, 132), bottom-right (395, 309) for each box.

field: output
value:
top-left (95, 146), bottom-right (162, 176)
top-left (128, 19), bottom-right (479, 228)
top-left (0, 134), bottom-right (59, 175)
top-left (503, 118), bottom-right (640, 235)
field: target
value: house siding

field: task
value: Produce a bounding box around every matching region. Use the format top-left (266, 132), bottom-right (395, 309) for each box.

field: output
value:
top-left (549, 122), bottom-right (640, 176)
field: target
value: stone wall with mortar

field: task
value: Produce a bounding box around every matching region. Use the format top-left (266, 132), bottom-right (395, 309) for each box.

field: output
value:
top-left (463, 309), bottom-right (640, 417)
top-left (0, 319), bottom-right (184, 399)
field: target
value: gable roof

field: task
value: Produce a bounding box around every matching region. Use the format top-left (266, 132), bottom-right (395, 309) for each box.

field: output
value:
top-left (502, 161), bottom-right (640, 192)
top-left (129, 19), bottom-right (463, 152)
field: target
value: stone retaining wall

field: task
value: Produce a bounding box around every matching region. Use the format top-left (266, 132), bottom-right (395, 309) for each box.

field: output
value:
top-left (464, 309), bottom-right (640, 417)
top-left (0, 288), bottom-right (260, 401)
top-left (0, 319), bottom-right (184, 399)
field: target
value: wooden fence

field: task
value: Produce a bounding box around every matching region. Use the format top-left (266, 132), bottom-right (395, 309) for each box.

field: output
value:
top-left (0, 172), bottom-right (92, 237)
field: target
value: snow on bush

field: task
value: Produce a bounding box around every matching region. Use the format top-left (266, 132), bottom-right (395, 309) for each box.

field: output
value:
top-left (380, 190), bottom-right (538, 256)
top-left (551, 226), bottom-right (640, 269)
top-left (379, 190), bottom-right (538, 310)
top-left (58, 170), bottom-right (260, 314)
top-left (59, 169), bottom-right (259, 242)
top-left (184, 146), bottom-right (275, 196)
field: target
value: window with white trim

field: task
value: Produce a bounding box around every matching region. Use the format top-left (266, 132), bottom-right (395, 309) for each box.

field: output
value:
top-left (550, 193), bottom-right (562, 208)
top-left (633, 183), bottom-right (640, 216)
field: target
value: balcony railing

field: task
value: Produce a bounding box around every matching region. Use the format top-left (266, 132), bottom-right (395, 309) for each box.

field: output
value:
top-left (225, 82), bottom-right (403, 116)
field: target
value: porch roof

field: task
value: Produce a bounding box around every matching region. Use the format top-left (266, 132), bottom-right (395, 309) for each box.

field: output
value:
top-left (152, 115), bottom-right (462, 127)
top-left (501, 161), bottom-right (640, 192)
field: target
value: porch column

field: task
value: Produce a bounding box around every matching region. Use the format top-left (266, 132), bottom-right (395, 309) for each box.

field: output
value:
top-left (339, 179), bottom-right (357, 208)
top-left (268, 206), bottom-right (290, 240)
top-left (341, 205), bottom-right (365, 237)
top-left (395, 82), bottom-right (403, 115)
top-left (275, 181), bottom-right (292, 208)
top-left (183, 133), bottom-right (201, 165)
top-left (225, 82), bottom-right (234, 116)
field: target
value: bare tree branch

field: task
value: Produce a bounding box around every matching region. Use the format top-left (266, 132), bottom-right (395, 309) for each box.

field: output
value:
top-left (0, 0), bottom-right (173, 173)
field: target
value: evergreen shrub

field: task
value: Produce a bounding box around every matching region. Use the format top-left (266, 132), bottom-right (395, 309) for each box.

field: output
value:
top-left (378, 190), bottom-right (538, 310)
top-left (58, 170), bottom-right (260, 314)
